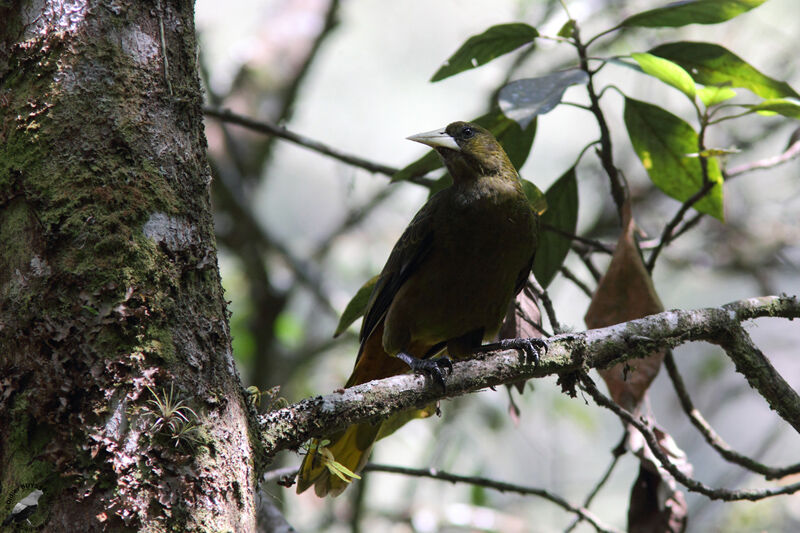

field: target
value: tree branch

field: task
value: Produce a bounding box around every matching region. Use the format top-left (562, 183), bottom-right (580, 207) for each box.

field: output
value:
top-left (580, 375), bottom-right (800, 501)
top-left (204, 107), bottom-right (435, 188)
top-left (664, 351), bottom-right (800, 480)
top-left (259, 295), bottom-right (800, 456)
top-left (363, 464), bottom-right (623, 533)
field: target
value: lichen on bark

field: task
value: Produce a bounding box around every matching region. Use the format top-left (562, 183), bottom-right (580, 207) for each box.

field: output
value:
top-left (0, 2), bottom-right (260, 530)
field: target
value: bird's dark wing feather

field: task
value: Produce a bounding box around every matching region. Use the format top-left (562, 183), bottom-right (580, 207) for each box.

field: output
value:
top-left (358, 198), bottom-right (438, 347)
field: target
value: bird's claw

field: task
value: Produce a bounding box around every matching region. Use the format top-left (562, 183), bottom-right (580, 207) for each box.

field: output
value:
top-left (498, 337), bottom-right (548, 367)
top-left (396, 352), bottom-right (452, 389)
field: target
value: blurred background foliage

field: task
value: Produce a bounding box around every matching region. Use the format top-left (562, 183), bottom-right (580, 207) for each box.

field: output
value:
top-left (196, 0), bottom-right (800, 531)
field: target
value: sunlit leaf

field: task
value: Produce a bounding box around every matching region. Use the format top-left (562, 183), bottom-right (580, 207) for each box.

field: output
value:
top-left (334, 275), bottom-right (378, 337)
top-left (697, 85), bottom-right (737, 106)
top-left (431, 23), bottom-right (538, 82)
top-left (498, 69), bottom-right (589, 129)
top-left (533, 167), bottom-right (578, 289)
top-left (624, 97), bottom-right (724, 220)
top-left (621, 0), bottom-right (768, 28)
top-left (631, 52), bottom-right (696, 99)
top-left (651, 42), bottom-right (800, 99)
top-left (744, 99), bottom-right (800, 119)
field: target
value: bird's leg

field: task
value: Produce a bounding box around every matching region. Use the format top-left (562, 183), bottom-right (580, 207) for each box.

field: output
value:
top-left (496, 337), bottom-right (548, 367)
top-left (395, 352), bottom-right (453, 389)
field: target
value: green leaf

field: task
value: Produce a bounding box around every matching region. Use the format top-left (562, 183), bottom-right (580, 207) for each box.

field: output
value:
top-left (624, 97), bottom-right (724, 220)
top-left (697, 85), bottom-right (737, 106)
top-left (621, 0), bottom-right (768, 28)
top-left (557, 19), bottom-right (577, 38)
top-left (743, 99), bottom-right (800, 119)
top-left (533, 167), bottom-right (578, 289)
top-left (522, 179), bottom-right (548, 215)
top-left (498, 69), bottom-right (589, 129)
top-left (431, 23), bottom-right (538, 82)
top-left (631, 52), bottom-right (696, 99)
top-left (334, 275), bottom-right (378, 337)
top-left (651, 42), bottom-right (800, 99)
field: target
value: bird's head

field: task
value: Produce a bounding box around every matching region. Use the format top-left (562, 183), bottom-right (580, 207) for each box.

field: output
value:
top-left (407, 121), bottom-right (517, 183)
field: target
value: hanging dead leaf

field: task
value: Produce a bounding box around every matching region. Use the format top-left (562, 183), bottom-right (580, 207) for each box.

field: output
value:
top-left (584, 200), bottom-right (665, 411)
top-left (585, 199), bottom-right (690, 532)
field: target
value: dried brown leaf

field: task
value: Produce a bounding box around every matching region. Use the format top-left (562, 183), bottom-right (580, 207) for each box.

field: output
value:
top-left (584, 201), bottom-right (665, 411)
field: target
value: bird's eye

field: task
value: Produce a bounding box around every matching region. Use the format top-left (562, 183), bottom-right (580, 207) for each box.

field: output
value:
top-left (461, 126), bottom-right (474, 139)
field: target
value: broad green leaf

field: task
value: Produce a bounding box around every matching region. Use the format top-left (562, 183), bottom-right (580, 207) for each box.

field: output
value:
top-left (431, 23), bottom-right (538, 82)
top-left (697, 85), bottom-right (737, 106)
top-left (631, 52), bottom-right (696, 99)
top-left (651, 42), bottom-right (800, 99)
top-left (744, 99), bottom-right (800, 119)
top-left (624, 97), bottom-right (724, 220)
top-left (498, 69), bottom-right (589, 129)
top-left (522, 179), bottom-right (548, 215)
top-left (621, 0), bottom-right (768, 28)
top-left (334, 275), bottom-right (378, 337)
top-left (533, 167), bottom-right (578, 289)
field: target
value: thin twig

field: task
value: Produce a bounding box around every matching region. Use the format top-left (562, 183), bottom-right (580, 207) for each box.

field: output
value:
top-left (363, 463), bottom-right (623, 533)
top-left (204, 107), bottom-right (437, 188)
top-left (663, 351), bottom-right (800, 480)
top-left (646, 179), bottom-right (717, 272)
top-left (542, 222), bottom-right (614, 254)
top-left (560, 265), bottom-right (593, 298)
top-left (580, 374), bottom-right (800, 501)
top-left (575, 247), bottom-right (603, 281)
top-left (563, 434), bottom-right (626, 533)
top-left (726, 138), bottom-right (800, 178)
top-left (527, 279), bottom-right (562, 333)
top-left (573, 27), bottom-right (626, 220)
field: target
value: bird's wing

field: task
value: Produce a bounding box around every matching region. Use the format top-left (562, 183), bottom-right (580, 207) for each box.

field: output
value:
top-left (357, 196), bottom-right (438, 348)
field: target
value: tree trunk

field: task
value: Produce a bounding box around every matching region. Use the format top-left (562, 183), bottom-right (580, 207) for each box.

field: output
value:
top-left (0, 1), bottom-right (260, 530)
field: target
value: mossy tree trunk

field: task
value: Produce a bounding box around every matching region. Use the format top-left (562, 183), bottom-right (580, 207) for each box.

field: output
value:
top-left (0, 1), bottom-right (261, 530)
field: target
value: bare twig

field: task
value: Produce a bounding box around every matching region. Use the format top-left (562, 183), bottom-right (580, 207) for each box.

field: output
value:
top-left (646, 179), bottom-right (717, 272)
top-left (527, 279), bottom-right (562, 334)
top-left (726, 138), bottom-right (800, 178)
top-left (204, 107), bottom-right (437, 188)
top-left (573, 27), bottom-right (626, 220)
top-left (563, 434), bottom-right (626, 533)
top-left (542, 222), bottom-right (614, 254)
top-left (663, 351), bottom-right (800, 480)
top-left (364, 463), bottom-right (623, 533)
top-left (560, 265), bottom-right (594, 298)
top-left (580, 375), bottom-right (800, 501)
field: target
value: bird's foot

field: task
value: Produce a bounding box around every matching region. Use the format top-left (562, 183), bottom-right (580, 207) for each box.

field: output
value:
top-left (497, 337), bottom-right (548, 367)
top-left (396, 352), bottom-right (453, 390)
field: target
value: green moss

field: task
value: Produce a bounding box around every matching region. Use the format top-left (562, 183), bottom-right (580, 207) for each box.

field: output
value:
top-left (0, 395), bottom-right (68, 526)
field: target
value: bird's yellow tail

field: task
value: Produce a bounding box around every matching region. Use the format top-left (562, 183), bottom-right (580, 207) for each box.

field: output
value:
top-left (296, 404), bottom-right (436, 497)
top-left (296, 422), bottom-right (381, 497)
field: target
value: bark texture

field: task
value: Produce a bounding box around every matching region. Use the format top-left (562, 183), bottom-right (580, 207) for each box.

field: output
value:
top-left (0, 1), bottom-right (258, 530)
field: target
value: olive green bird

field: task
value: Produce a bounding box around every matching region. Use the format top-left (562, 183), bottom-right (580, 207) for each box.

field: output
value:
top-left (296, 121), bottom-right (541, 497)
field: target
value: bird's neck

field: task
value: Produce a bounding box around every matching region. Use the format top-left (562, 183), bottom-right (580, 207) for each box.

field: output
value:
top-left (440, 149), bottom-right (517, 185)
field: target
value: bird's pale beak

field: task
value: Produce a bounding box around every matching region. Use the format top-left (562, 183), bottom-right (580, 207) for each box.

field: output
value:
top-left (406, 128), bottom-right (460, 151)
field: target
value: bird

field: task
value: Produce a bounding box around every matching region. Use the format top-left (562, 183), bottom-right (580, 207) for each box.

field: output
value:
top-left (296, 121), bottom-right (541, 497)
